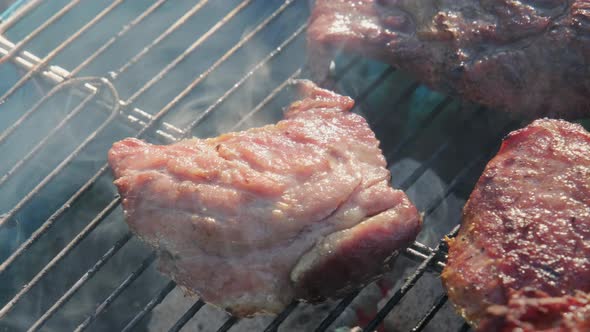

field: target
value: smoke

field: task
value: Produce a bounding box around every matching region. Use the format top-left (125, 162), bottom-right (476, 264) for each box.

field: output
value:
top-left (0, 0), bottom-right (317, 331)
top-left (0, 0), bottom-right (512, 331)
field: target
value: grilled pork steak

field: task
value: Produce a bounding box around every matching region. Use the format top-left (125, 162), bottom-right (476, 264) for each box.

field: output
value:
top-left (108, 81), bottom-right (421, 317)
top-left (308, 0), bottom-right (590, 119)
top-left (442, 119), bottom-right (590, 330)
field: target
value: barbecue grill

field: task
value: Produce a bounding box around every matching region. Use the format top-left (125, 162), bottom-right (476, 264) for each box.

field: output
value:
top-left (0, 1), bottom-right (520, 331)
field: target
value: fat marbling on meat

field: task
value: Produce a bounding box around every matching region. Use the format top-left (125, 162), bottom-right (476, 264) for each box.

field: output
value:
top-left (108, 81), bottom-right (421, 317)
top-left (308, 0), bottom-right (590, 119)
top-left (442, 119), bottom-right (590, 331)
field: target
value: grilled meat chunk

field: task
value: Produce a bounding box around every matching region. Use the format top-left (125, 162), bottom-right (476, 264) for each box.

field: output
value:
top-left (108, 81), bottom-right (421, 317)
top-left (442, 119), bottom-right (590, 330)
top-left (308, 0), bottom-right (590, 119)
top-left (480, 289), bottom-right (590, 332)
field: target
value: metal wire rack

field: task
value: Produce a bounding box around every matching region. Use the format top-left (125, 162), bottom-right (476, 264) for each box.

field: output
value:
top-left (0, 1), bottom-right (519, 331)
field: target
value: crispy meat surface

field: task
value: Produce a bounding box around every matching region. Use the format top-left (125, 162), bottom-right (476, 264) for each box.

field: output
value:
top-left (108, 81), bottom-right (421, 316)
top-left (308, 0), bottom-right (590, 119)
top-left (481, 289), bottom-right (590, 331)
top-left (442, 119), bottom-right (590, 330)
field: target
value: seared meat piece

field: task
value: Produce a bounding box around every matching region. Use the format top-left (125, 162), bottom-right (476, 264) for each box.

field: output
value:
top-left (108, 81), bottom-right (421, 317)
top-left (442, 119), bottom-right (590, 330)
top-left (480, 289), bottom-right (590, 331)
top-left (308, 0), bottom-right (590, 119)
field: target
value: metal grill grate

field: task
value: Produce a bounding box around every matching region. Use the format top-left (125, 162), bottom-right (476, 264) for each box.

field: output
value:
top-left (0, 1), bottom-right (519, 331)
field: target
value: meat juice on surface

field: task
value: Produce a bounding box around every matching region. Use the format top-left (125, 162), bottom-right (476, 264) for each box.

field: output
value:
top-left (308, 0), bottom-right (590, 119)
top-left (108, 81), bottom-right (421, 317)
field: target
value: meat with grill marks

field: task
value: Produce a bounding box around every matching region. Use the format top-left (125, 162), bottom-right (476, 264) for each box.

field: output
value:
top-left (442, 119), bottom-right (590, 331)
top-left (107, 81), bottom-right (421, 317)
top-left (308, 0), bottom-right (590, 119)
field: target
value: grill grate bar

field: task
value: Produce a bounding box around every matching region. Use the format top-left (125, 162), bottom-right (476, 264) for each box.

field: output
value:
top-left (334, 63), bottom-right (408, 132)
top-left (165, 57), bottom-right (380, 332)
top-left (411, 294), bottom-right (448, 332)
top-left (132, 3), bottom-right (303, 139)
top-left (219, 64), bottom-right (452, 331)
top-left (262, 300), bottom-right (299, 332)
top-left (0, 76), bottom-right (100, 147)
top-left (0, 0), bottom-right (127, 104)
top-left (179, 7), bottom-right (304, 133)
top-left (409, 241), bottom-right (436, 257)
top-left (0, 163), bottom-right (108, 274)
top-left (0, 0), bottom-right (82, 67)
top-left (0, 0), bottom-right (297, 241)
top-left (74, 251), bottom-right (157, 332)
top-left (362, 224), bottom-right (459, 332)
top-left (385, 96), bottom-right (453, 161)
top-left (0, 2), bottom-right (507, 329)
top-left (230, 56), bottom-right (361, 132)
top-left (0, 0), bottom-right (268, 236)
top-left (313, 117), bottom-right (516, 331)
top-left (216, 316), bottom-right (239, 332)
top-left (121, 280), bottom-right (177, 332)
top-left (125, 0), bottom-right (254, 105)
top-left (115, 0), bottom-right (210, 77)
top-left (0, 196), bottom-right (121, 319)
top-left (398, 108), bottom-right (485, 191)
top-left (230, 67), bottom-right (302, 131)
top-left (351, 66), bottom-right (396, 114)
top-left (27, 80), bottom-right (458, 331)
top-left (0, 0), bottom-right (300, 278)
top-left (115, 63), bottom-right (434, 331)
top-left (167, 300), bottom-right (206, 332)
top-left (368, 81), bottom-right (421, 128)
top-left (0, 1), bottom-right (310, 329)
top-left (403, 246), bottom-right (445, 272)
top-left (313, 146), bottom-right (475, 331)
top-left (314, 291), bottom-right (360, 332)
top-left (0, 78), bottom-right (120, 230)
top-left (95, 65), bottom-right (303, 330)
top-left (363, 121), bottom-right (518, 331)
top-left (0, 37), bottom-right (183, 144)
top-left (0, 16), bottom-right (305, 328)
top-left (0, 0), bottom-right (44, 33)
top-left (26, 232), bottom-right (134, 332)
top-left (254, 71), bottom-right (491, 332)
top-left (8, 66), bottom-right (472, 330)
top-left (0, 0), bottom-right (242, 142)
top-left (0, 90), bottom-right (96, 188)
top-left (106, 66), bottom-right (307, 332)
top-left (422, 150), bottom-right (489, 217)
top-left (68, 0), bottom-right (170, 77)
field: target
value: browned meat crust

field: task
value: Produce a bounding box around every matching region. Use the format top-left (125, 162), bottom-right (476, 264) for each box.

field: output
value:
top-left (308, 0), bottom-right (590, 119)
top-left (108, 81), bottom-right (421, 317)
top-left (481, 289), bottom-right (590, 331)
top-left (441, 119), bottom-right (590, 330)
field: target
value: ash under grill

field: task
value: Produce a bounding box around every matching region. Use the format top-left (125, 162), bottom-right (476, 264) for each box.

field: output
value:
top-left (0, 1), bottom-right (518, 331)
